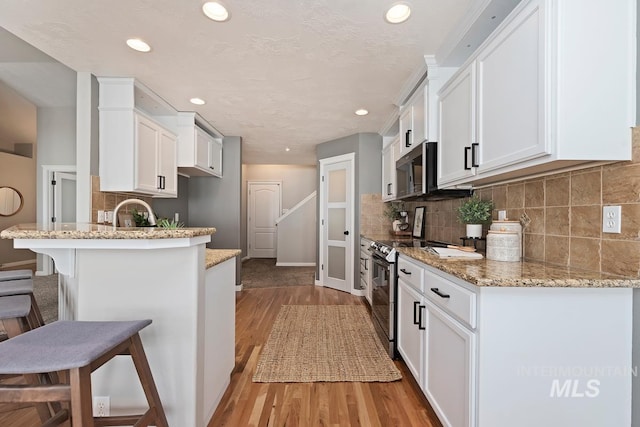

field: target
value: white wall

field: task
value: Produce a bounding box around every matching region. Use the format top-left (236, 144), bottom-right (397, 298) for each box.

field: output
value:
top-left (244, 164), bottom-right (317, 209)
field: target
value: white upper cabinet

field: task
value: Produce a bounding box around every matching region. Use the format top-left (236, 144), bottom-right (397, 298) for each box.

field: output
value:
top-left (382, 136), bottom-right (399, 201)
top-left (176, 112), bottom-right (223, 177)
top-left (399, 84), bottom-right (428, 158)
top-left (98, 78), bottom-right (178, 197)
top-left (437, 0), bottom-right (635, 188)
top-left (438, 63), bottom-right (477, 186)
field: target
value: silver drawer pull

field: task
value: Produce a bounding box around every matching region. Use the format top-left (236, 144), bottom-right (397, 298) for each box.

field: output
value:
top-left (431, 288), bottom-right (450, 299)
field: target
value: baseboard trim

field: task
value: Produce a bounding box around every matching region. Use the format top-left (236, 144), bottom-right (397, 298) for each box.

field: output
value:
top-left (241, 256), bottom-right (250, 262)
top-left (314, 279), bottom-right (323, 287)
top-left (275, 262), bottom-right (316, 267)
top-left (1, 259), bottom-right (36, 269)
top-left (236, 283), bottom-right (244, 292)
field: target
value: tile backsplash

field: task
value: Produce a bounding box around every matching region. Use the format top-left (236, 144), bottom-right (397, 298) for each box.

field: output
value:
top-left (91, 176), bottom-right (153, 224)
top-left (362, 127), bottom-right (640, 277)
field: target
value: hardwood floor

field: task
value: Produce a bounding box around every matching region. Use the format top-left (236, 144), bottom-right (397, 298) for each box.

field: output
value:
top-left (0, 285), bottom-right (441, 426)
top-left (209, 285), bottom-right (442, 427)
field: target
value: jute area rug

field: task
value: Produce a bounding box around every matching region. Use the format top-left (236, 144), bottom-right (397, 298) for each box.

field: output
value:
top-left (253, 305), bottom-right (402, 383)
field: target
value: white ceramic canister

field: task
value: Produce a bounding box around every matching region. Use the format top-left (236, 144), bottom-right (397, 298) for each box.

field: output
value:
top-left (486, 230), bottom-right (521, 262)
top-left (490, 220), bottom-right (522, 237)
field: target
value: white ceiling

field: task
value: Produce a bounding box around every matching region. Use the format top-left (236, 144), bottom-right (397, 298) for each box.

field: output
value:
top-left (0, 0), bottom-right (519, 164)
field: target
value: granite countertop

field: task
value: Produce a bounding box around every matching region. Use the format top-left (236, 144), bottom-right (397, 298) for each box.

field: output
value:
top-left (396, 247), bottom-right (640, 288)
top-left (205, 249), bottom-right (241, 269)
top-left (1, 223), bottom-right (216, 240)
top-left (360, 234), bottom-right (640, 288)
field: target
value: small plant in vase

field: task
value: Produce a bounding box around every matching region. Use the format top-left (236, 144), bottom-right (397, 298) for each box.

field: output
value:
top-left (457, 196), bottom-right (493, 239)
top-left (384, 202), bottom-right (407, 234)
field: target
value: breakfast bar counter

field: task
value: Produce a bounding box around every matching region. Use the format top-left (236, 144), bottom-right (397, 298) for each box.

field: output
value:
top-left (1, 223), bottom-right (238, 427)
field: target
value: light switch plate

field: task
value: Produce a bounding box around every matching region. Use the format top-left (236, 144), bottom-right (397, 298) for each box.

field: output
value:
top-left (603, 206), bottom-right (622, 233)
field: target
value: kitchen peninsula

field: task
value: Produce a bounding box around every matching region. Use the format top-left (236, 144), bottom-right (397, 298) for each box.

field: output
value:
top-left (1, 223), bottom-right (240, 427)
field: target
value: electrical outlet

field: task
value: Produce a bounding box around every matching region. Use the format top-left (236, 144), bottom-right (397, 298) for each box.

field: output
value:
top-left (498, 210), bottom-right (507, 221)
top-left (105, 211), bottom-right (113, 224)
top-left (603, 205), bottom-right (622, 233)
top-left (93, 396), bottom-right (110, 417)
top-left (97, 210), bottom-right (105, 223)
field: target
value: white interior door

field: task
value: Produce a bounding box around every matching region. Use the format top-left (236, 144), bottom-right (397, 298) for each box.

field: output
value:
top-left (54, 172), bottom-right (77, 223)
top-left (248, 182), bottom-right (281, 258)
top-left (319, 154), bottom-right (354, 293)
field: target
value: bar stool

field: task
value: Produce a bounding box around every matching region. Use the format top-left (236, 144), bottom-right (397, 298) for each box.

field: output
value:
top-left (0, 269), bottom-right (32, 281)
top-left (0, 278), bottom-right (45, 329)
top-left (0, 319), bottom-right (169, 427)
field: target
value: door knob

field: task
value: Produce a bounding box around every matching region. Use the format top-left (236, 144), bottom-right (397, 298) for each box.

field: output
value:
top-left (344, 231), bottom-right (349, 235)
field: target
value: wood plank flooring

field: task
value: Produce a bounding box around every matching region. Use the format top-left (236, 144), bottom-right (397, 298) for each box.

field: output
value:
top-left (0, 285), bottom-right (441, 426)
top-left (209, 285), bottom-right (441, 427)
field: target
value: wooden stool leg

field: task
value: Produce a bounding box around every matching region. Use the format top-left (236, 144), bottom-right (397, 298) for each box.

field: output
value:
top-left (28, 293), bottom-right (45, 327)
top-left (69, 366), bottom-right (94, 427)
top-left (129, 333), bottom-right (169, 427)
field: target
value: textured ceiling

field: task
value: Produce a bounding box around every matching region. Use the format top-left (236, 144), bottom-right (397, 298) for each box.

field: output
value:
top-left (0, 0), bottom-right (474, 164)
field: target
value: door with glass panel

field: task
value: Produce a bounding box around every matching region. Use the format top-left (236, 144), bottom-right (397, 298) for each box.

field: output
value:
top-left (319, 154), bottom-right (354, 293)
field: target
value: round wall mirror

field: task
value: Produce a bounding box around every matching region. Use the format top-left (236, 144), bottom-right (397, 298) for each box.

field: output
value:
top-left (0, 187), bottom-right (24, 216)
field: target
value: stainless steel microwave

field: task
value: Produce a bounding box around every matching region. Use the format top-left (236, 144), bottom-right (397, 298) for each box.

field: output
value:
top-left (395, 142), bottom-right (471, 200)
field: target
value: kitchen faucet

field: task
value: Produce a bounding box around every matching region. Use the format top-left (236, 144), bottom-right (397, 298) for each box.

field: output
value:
top-left (112, 199), bottom-right (157, 230)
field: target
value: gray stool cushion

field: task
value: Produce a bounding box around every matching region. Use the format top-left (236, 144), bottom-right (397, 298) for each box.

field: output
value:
top-left (0, 319), bottom-right (152, 374)
top-left (0, 278), bottom-right (33, 296)
top-left (0, 295), bottom-right (31, 319)
top-left (0, 270), bottom-right (33, 281)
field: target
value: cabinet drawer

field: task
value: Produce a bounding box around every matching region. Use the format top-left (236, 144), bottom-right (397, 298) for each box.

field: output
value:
top-left (424, 269), bottom-right (476, 329)
top-left (397, 256), bottom-right (424, 293)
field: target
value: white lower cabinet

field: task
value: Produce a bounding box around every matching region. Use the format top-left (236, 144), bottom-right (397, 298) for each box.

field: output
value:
top-left (396, 253), bottom-right (634, 427)
top-left (396, 278), bottom-right (425, 385)
top-left (423, 300), bottom-right (476, 427)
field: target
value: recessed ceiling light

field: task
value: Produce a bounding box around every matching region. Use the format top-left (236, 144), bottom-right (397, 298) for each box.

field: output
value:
top-left (385, 2), bottom-right (411, 24)
top-left (126, 38), bottom-right (151, 52)
top-left (285, 147), bottom-right (291, 152)
top-left (202, 2), bottom-right (230, 22)
top-left (355, 109), bottom-right (369, 116)
top-left (190, 97), bottom-right (206, 105)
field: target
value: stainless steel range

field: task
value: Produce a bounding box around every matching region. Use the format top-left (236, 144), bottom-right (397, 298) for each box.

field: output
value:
top-left (368, 240), bottom-right (397, 358)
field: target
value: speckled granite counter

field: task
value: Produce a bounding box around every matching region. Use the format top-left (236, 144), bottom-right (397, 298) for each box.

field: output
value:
top-left (396, 246), bottom-right (640, 288)
top-left (1, 223), bottom-right (215, 240)
top-left (205, 249), bottom-right (241, 269)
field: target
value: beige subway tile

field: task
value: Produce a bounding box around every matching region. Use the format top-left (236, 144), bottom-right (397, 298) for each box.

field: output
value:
top-left (570, 205), bottom-right (601, 238)
top-left (506, 208), bottom-right (524, 224)
top-left (632, 126), bottom-right (640, 164)
top-left (104, 193), bottom-right (116, 210)
top-left (569, 237), bottom-right (600, 272)
top-left (571, 169), bottom-right (601, 206)
top-left (601, 240), bottom-right (640, 277)
top-left (91, 175), bottom-right (100, 192)
top-left (603, 164), bottom-right (640, 204)
top-left (524, 234), bottom-right (544, 261)
top-left (545, 235), bottom-right (569, 266)
top-left (545, 207), bottom-right (570, 236)
top-left (545, 175), bottom-right (570, 206)
top-left (524, 180), bottom-right (544, 207)
top-left (507, 183), bottom-right (525, 209)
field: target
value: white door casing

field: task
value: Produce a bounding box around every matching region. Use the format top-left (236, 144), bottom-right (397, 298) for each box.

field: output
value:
top-left (319, 153), bottom-right (354, 294)
top-left (248, 181), bottom-right (281, 258)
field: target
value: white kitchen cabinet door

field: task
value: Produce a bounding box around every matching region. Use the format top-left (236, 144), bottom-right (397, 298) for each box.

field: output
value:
top-left (209, 138), bottom-right (223, 177)
top-left (134, 113), bottom-right (161, 193)
top-left (411, 85), bottom-right (427, 146)
top-left (381, 137), bottom-right (397, 201)
top-left (397, 278), bottom-right (426, 388)
top-left (158, 129), bottom-right (177, 196)
top-left (438, 63), bottom-right (476, 187)
top-left (476, 0), bottom-right (548, 174)
top-left (195, 127), bottom-right (211, 171)
top-left (398, 107), bottom-right (414, 158)
top-left (424, 300), bottom-right (476, 427)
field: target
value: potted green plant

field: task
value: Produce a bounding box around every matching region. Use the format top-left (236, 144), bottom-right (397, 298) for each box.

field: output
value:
top-left (457, 196), bottom-right (493, 238)
top-left (384, 202), bottom-right (407, 233)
